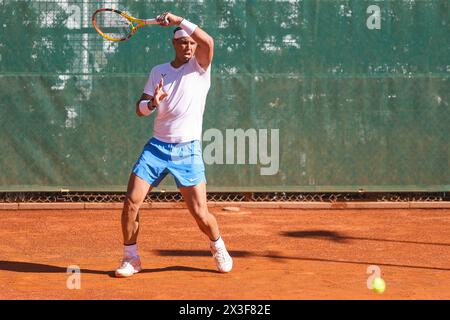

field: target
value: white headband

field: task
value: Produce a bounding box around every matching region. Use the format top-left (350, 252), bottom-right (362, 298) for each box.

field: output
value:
top-left (174, 29), bottom-right (190, 39)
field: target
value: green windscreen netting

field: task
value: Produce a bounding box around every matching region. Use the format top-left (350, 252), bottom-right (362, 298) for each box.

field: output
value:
top-left (0, 0), bottom-right (449, 192)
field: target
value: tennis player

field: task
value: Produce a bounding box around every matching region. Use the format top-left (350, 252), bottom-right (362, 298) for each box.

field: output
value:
top-left (115, 12), bottom-right (233, 277)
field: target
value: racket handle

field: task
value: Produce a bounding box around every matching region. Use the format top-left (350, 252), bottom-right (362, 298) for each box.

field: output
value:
top-left (144, 19), bottom-right (160, 25)
top-left (150, 15), bottom-right (171, 25)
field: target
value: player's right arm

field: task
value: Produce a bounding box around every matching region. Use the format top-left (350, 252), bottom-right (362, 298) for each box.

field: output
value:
top-left (136, 79), bottom-right (167, 117)
top-left (136, 93), bottom-right (154, 117)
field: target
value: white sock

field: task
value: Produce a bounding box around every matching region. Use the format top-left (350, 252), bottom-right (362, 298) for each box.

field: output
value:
top-left (211, 236), bottom-right (225, 249)
top-left (124, 244), bottom-right (138, 259)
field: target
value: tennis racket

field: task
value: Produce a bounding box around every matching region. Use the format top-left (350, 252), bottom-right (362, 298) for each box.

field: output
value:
top-left (92, 8), bottom-right (168, 42)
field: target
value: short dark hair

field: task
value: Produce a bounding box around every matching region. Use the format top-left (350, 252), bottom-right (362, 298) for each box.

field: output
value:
top-left (173, 27), bottom-right (183, 34)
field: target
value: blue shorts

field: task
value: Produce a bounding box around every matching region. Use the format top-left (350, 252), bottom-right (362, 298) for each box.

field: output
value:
top-left (132, 137), bottom-right (206, 188)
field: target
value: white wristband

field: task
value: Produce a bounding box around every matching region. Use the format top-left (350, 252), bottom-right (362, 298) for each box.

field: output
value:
top-left (180, 19), bottom-right (197, 36)
top-left (138, 100), bottom-right (155, 116)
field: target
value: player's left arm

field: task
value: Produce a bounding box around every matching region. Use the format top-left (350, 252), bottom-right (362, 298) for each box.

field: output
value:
top-left (158, 13), bottom-right (214, 70)
top-left (188, 24), bottom-right (214, 70)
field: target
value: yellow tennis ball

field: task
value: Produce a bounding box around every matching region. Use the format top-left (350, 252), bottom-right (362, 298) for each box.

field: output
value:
top-left (372, 277), bottom-right (386, 294)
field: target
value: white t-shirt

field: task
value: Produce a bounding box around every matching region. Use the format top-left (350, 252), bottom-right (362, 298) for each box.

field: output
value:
top-left (143, 56), bottom-right (211, 144)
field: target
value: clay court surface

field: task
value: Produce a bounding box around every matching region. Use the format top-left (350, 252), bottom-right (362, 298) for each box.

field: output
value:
top-left (0, 207), bottom-right (449, 300)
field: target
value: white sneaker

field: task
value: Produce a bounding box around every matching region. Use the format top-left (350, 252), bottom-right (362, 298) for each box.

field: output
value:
top-left (115, 256), bottom-right (142, 278)
top-left (211, 240), bottom-right (233, 273)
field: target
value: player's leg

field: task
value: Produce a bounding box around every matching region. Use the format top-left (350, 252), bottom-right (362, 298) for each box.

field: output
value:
top-left (122, 173), bottom-right (153, 246)
top-left (116, 138), bottom-right (170, 278)
top-left (116, 173), bottom-right (152, 278)
top-left (179, 182), bottom-right (233, 273)
top-left (179, 181), bottom-right (219, 241)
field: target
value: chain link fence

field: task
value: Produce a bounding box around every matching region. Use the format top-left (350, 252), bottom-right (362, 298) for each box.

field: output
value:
top-left (0, 192), bottom-right (448, 203)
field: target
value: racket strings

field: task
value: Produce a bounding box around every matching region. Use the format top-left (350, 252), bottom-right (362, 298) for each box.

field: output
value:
top-left (94, 11), bottom-right (133, 41)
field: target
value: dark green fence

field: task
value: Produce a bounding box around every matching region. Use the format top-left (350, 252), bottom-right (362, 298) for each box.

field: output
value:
top-left (0, 0), bottom-right (449, 192)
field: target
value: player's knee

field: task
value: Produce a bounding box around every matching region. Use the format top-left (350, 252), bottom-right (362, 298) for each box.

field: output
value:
top-left (123, 197), bottom-right (141, 214)
top-left (193, 207), bottom-right (212, 225)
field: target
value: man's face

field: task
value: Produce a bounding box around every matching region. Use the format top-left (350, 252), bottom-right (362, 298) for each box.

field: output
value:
top-left (173, 37), bottom-right (198, 62)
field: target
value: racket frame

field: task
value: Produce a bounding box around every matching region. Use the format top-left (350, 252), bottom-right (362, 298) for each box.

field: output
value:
top-left (92, 8), bottom-right (160, 42)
